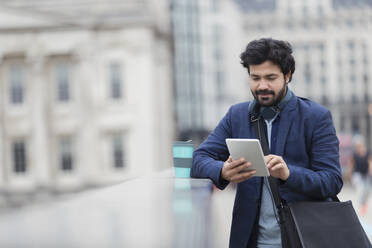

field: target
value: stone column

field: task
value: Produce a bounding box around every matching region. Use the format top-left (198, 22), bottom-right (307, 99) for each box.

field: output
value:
top-left (27, 53), bottom-right (50, 188)
top-left (0, 52), bottom-right (4, 187)
top-left (74, 44), bottom-right (100, 185)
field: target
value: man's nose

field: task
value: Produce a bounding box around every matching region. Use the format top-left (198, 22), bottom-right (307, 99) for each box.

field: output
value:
top-left (257, 80), bottom-right (269, 90)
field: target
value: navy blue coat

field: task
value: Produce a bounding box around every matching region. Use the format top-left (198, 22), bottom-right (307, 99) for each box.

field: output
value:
top-left (191, 93), bottom-right (343, 248)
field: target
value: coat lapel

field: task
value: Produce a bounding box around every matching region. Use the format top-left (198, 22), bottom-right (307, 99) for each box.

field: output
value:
top-left (276, 94), bottom-right (297, 156)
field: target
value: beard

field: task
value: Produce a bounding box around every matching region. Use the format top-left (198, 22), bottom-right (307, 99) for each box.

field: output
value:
top-left (252, 84), bottom-right (287, 107)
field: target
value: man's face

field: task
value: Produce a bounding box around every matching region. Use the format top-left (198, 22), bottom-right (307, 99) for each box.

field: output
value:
top-left (249, 60), bottom-right (290, 107)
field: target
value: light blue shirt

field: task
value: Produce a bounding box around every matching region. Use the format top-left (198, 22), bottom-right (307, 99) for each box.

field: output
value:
top-left (257, 115), bottom-right (282, 248)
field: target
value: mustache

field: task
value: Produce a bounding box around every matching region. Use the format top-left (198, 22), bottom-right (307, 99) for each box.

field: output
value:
top-left (255, 90), bottom-right (275, 95)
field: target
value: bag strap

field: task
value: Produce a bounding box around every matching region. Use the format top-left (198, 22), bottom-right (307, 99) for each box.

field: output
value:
top-left (252, 118), bottom-right (283, 208)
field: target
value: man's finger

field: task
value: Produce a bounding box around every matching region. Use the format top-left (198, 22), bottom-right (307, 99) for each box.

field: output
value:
top-left (231, 170), bottom-right (256, 183)
top-left (227, 158), bottom-right (246, 169)
top-left (265, 155), bottom-right (275, 164)
top-left (230, 161), bottom-right (252, 175)
top-left (269, 162), bottom-right (285, 171)
top-left (225, 162), bottom-right (252, 180)
top-left (267, 157), bottom-right (281, 168)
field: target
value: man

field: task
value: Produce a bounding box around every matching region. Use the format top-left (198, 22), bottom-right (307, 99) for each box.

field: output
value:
top-left (191, 38), bottom-right (343, 248)
top-left (348, 137), bottom-right (372, 215)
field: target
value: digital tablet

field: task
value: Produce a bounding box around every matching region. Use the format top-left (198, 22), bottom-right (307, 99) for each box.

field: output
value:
top-left (225, 138), bottom-right (269, 177)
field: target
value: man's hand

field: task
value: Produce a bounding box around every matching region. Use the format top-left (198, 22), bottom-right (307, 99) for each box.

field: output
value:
top-left (221, 156), bottom-right (256, 183)
top-left (265, 155), bottom-right (290, 181)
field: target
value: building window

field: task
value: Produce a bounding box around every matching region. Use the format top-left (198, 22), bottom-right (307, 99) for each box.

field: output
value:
top-left (351, 94), bottom-right (357, 104)
top-left (216, 70), bottom-right (224, 100)
top-left (321, 95), bottom-right (329, 106)
top-left (59, 137), bottom-right (73, 171)
top-left (211, 0), bottom-right (220, 12)
top-left (337, 56), bottom-right (342, 67)
top-left (109, 63), bottom-right (123, 99)
top-left (286, 20), bottom-right (294, 29)
top-left (338, 95), bottom-right (344, 104)
top-left (340, 115), bottom-right (345, 132)
top-left (364, 74), bottom-right (369, 83)
top-left (304, 64), bottom-right (312, 84)
top-left (302, 20), bottom-right (310, 29)
top-left (320, 59), bottom-right (326, 69)
top-left (303, 44), bottom-right (310, 52)
top-left (318, 43), bottom-right (325, 53)
top-left (214, 24), bottom-right (224, 100)
top-left (213, 25), bottom-right (222, 61)
top-left (338, 74), bottom-right (343, 84)
top-left (317, 5), bottom-right (324, 17)
top-left (13, 140), bottom-right (27, 173)
top-left (352, 116), bottom-right (360, 134)
top-left (363, 56), bottom-right (369, 67)
top-left (56, 63), bottom-right (71, 102)
top-left (112, 134), bottom-right (125, 169)
top-left (362, 42), bottom-right (368, 66)
top-left (321, 76), bottom-right (327, 85)
top-left (302, 5), bottom-right (309, 17)
top-left (9, 64), bottom-right (25, 104)
top-left (349, 57), bottom-right (356, 66)
top-left (287, 6), bottom-right (293, 16)
top-left (346, 18), bottom-right (354, 27)
top-left (348, 40), bottom-right (355, 50)
top-left (350, 73), bottom-right (356, 83)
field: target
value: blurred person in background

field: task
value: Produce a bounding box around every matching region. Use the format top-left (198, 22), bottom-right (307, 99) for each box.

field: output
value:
top-left (347, 137), bottom-right (372, 215)
top-left (191, 38), bottom-right (342, 248)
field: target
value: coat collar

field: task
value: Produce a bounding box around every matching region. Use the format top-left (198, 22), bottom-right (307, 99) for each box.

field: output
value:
top-left (275, 93), bottom-right (297, 156)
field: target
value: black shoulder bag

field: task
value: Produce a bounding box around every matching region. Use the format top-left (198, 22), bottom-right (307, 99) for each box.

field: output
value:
top-left (253, 117), bottom-right (372, 248)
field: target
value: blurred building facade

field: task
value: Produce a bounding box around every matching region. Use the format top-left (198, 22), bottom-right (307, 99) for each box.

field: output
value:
top-left (0, 0), bottom-right (174, 193)
top-left (171, 0), bottom-right (372, 148)
top-left (235, 0), bottom-right (372, 147)
top-left (171, 0), bottom-right (250, 144)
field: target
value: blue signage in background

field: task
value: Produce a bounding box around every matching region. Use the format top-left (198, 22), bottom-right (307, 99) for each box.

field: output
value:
top-left (172, 141), bottom-right (194, 178)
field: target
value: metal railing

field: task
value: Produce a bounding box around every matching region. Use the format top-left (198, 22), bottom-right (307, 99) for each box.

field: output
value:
top-left (0, 169), bottom-right (215, 248)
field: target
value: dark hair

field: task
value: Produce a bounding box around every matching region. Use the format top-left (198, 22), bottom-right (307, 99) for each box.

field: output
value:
top-left (240, 38), bottom-right (295, 82)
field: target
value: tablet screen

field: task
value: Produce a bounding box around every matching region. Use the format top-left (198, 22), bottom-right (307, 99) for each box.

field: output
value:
top-left (225, 138), bottom-right (269, 177)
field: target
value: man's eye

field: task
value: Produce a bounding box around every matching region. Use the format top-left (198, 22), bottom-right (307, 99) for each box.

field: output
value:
top-left (267, 77), bottom-right (276, 81)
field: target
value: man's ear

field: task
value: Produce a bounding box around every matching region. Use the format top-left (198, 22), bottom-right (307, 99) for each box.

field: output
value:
top-left (285, 72), bottom-right (291, 83)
